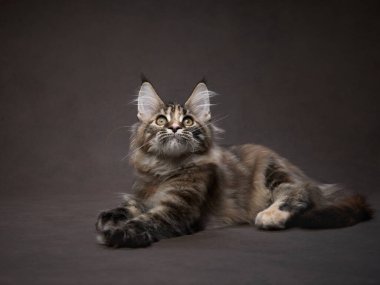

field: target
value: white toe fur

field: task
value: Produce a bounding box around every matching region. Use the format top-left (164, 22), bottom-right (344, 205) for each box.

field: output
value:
top-left (255, 202), bottom-right (291, 229)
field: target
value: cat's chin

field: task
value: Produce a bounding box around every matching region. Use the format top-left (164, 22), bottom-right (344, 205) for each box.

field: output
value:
top-left (149, 137), bottom-right (192, 158)
top-left (161, 139), bottom-right (190, 157)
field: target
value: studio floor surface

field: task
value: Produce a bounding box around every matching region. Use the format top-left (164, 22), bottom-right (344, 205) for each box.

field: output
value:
top-left (0, 190), bottom-right (379, 285)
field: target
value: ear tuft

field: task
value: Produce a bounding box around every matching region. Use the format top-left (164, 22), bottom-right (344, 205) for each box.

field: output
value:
top-left (140, 73), bottom-right (150, 83)
top-left (137, 82), bottom-right (164, 122)
top-left (185, 82), bottom-right (213, 121)
top-left (199, 77), bottom-right (207, 85)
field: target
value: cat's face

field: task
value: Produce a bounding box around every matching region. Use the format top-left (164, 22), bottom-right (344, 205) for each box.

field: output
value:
top-left (131, 81), bottom-right (214, 158)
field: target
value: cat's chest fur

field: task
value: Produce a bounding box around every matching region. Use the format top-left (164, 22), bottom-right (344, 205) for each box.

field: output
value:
top-left (132, 148), bottom-right (218, 204)
top-left (132, 146), bottom-right (254, 210)
top-left (132, 146), bottom-right (223, 175)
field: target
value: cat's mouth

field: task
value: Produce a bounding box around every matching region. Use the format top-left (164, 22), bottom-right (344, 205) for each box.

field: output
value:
top-left (153, 132), bottom-right (195, 156)
top-left (157, 133), bottom-right (191, 151)
top-left (158, 132), bottom-right (188, 142)
top-left (163, 134), bottom-right (187, 143)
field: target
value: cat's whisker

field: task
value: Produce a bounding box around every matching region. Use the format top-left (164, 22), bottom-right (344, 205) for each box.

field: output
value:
top-left (208, 114), bottom-right (229, 126)
top-left (121, 140), bottom-right (152, 161)
top-left (105, 125), bottom-right (136, 144)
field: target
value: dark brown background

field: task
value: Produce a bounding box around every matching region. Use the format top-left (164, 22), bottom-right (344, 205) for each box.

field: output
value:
top-left (1, 1), bottom-right (379, 284)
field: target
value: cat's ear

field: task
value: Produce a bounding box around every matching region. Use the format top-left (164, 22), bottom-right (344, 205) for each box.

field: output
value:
top-left (185, 82), bottom-right (212, 121)
top-left (137, 82), bottom-right (165, 122)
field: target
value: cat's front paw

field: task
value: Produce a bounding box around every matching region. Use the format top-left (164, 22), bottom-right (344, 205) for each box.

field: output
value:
top-left (97, 219), bottom-right (155, 248)
top-left (95, 207), bottom-right (132, 243)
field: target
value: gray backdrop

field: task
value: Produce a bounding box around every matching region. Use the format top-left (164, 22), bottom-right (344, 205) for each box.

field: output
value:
top-left (1, 1), bottom-right (379, 284)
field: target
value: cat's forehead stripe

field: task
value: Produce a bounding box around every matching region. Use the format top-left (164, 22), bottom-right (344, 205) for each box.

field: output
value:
top-left (164, 105), bottom-right (171, 121)
top-left (163, 104), bottom-right (185, 121)
top-left (174, 104), bottom-right (180, 120)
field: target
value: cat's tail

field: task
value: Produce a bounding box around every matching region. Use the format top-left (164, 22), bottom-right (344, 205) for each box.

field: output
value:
top-left (295, 185), bottom-right (373, 229)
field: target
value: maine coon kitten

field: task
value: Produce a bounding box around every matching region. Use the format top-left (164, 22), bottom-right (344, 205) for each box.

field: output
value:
top-left (95, 80), bottom-right (373, 248)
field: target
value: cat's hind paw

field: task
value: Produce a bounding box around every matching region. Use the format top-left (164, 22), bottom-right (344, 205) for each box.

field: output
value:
top-left (255, 204), bottom-right (291, 230)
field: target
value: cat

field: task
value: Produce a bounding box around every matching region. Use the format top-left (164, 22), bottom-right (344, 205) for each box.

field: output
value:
top-left (95, 80), bottom-right (373, 248)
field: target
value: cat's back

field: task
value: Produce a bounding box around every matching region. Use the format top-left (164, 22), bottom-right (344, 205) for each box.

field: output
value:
top-left (224, 143), bottom-right (275, 171)
top-left (191, 143), bottom-right (277, 182)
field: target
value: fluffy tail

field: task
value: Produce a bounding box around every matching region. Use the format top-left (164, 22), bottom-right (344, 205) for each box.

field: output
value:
top-left (295, 187), bottom-right (373, 229)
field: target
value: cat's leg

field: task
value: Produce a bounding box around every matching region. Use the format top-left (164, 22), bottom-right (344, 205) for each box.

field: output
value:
top-left (97, 165), bottom-right (215, 248)
top-left (255, 182), bottom-right (314, 229)
top-left (95, 194), bottom-right (146, 244)
top-left (253, 157), bottom-right (317, 230)
top-left (99, 188), bottom-right (205, 248)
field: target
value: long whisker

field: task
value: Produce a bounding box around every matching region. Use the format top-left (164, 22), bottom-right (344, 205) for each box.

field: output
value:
top-left (121, 140), bottom-right (152, 161)
top-left (105, 125), bottom-right (136, 144)
top-left (205, 114), bottom-right (229, 128)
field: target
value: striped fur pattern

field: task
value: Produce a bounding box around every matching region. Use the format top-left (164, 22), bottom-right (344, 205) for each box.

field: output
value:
top-left (96, 81), bottom-right (373, 248)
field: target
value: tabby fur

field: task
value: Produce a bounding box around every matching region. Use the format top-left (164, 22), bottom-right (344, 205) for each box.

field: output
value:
top-left (95, 80), bottom-right (373, 248)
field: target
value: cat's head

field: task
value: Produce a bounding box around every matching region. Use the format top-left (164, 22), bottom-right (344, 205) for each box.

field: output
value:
top-left (131, 80), bottom-right (216, 158)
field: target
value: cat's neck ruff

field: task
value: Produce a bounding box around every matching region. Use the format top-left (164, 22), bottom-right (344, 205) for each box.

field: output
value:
top-left (131, 145), bottom-right (224, 178)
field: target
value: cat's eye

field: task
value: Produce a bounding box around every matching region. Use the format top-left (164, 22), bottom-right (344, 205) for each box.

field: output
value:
top-left (156, 116), bottom-right (168, 126)
top-left (183, 117), bottom-right (194, 127)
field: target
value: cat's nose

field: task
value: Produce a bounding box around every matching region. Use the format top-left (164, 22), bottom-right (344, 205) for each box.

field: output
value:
top-left (169, 124), bottom-right (181, 133)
